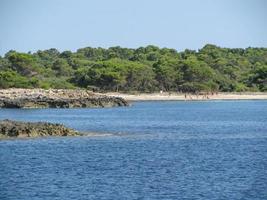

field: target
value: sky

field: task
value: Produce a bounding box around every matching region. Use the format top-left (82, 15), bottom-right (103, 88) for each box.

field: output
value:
top-left (0, 0), bottom-right (266, 55)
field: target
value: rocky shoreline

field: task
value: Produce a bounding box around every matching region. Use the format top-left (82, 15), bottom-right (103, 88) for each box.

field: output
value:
top-left (0, 89), bottom-right (129, 108)
top-left (0, 119), bottom-right (80, 139)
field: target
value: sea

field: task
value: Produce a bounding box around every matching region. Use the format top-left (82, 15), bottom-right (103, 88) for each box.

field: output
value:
top-left (0, 100), bottom-right (267, 200)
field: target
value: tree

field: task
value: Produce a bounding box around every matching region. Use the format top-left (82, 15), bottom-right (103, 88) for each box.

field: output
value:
top-left (247, 64), bottom-right (267, 91)
top-left (153, 58), bottom-right (182, 91)
top-left (52, 59), bottom-right (73, 76)
top-left (181, 56), bottom-right (214, 83)
top-left (7, 52), bottom-right (39, 76)
top-left (0, 44), bottom-right (266, 92)
top-left (0, 70), bottom-right (36, 88)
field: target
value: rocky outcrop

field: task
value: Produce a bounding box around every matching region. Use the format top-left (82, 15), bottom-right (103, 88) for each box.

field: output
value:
top-left (0, 89), bottom-right (129, 108)
top-left (0, 96), bottom-right (128, 108)
top-left (0, 119), bottom-right (80, 138)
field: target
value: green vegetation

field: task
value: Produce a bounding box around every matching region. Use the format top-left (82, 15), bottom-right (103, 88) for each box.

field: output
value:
top-left (0, 44), bottom-right (266, 92)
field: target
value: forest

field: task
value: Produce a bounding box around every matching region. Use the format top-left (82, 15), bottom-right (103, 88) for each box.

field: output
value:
top-left (0, 44), bottom-right (266, 92)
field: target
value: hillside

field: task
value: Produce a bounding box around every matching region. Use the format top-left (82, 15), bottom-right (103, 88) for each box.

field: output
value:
top-left (0, 44), bottom-right (266, 92)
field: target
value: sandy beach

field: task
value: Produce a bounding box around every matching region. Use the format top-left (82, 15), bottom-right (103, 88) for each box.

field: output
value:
top-left (106, 92), bottom-right (267, 101)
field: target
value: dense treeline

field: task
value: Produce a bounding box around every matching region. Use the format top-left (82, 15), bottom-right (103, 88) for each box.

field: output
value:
top-left (0, 44), bottom-right (266, 92)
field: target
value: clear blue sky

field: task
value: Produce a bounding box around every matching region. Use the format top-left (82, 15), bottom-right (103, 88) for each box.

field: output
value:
top-left (0, 0), bottom-right (266, 55)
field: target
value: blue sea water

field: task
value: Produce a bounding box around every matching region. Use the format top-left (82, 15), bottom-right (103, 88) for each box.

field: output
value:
top-left (0, 101), bottom-right (267, 200)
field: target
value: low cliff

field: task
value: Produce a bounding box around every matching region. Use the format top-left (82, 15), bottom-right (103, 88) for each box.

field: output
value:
top-left (0, 89), bottom-right (129, 108)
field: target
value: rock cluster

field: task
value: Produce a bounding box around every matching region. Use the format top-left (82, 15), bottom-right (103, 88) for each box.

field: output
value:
top-left (0, 119), bottom-right (80, 138)
top-left (0, 89), bottom-right (128, 108)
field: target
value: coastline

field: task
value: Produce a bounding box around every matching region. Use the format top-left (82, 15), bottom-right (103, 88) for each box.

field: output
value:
top-left (105, 92), bottom-right (267, 101)
top-left (0, 88), bottom-right (128, 108)
top-left (0, 89), bottom-right (267, 103)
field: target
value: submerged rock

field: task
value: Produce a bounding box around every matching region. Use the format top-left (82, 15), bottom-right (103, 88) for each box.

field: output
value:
top-left (0, 89), bottom-right (129, 108)
top-left (0, 119), bottom-right (80, 138)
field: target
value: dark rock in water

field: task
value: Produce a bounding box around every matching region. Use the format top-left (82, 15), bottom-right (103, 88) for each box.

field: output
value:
top-left (0, 119), bottom-right (80, 138)
top-left (0, 96), bottom-right (129, 108)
